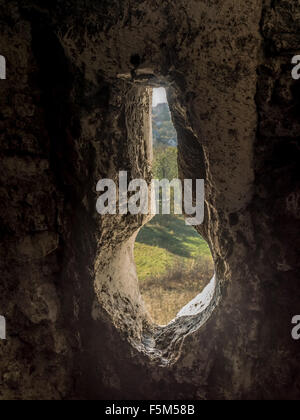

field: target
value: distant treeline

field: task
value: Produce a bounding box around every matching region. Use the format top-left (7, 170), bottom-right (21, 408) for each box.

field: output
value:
top-left (152, 103), bottom-right (177, 147)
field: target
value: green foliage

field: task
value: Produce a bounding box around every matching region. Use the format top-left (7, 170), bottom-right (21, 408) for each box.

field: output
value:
top-left (153, 146), bottom-right (178, 180)
top-left (135, 101), bottom-right (212, 284)
top-left (152, 103), bottom-right (177, 146)
top-left (134, 96), bottom-right (214, 324)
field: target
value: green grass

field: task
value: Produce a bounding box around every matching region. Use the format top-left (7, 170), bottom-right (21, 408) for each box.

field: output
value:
top-left (135, 214), bottom-right (212, 282)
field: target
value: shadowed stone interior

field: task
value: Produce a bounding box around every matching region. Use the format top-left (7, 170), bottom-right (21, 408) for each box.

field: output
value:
top-left (0, 0), bottom-right (299, 400)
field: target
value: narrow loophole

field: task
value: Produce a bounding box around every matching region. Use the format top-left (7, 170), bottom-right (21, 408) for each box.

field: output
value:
top-left (134, 87), bottom-right (214, 326)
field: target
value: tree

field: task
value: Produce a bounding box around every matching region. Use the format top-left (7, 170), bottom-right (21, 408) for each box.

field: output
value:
top-left (153, 146), bottom-right (178, 180)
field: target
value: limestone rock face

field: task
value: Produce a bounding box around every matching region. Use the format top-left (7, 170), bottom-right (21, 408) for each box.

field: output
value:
top-left (0, 0), bottom-right (299, 400)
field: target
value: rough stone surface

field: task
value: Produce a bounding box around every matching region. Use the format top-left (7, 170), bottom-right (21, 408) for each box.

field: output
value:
top-left (0, 0), bottom-right (299, 400)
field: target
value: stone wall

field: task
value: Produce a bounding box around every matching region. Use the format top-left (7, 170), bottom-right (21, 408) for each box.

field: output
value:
top-left (0, 0), bottom-right (299, 400)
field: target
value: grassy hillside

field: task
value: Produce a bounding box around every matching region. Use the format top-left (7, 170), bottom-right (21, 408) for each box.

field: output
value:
top-left (135, 214), bottom-right (212, 281)
top-left (135, 214), bottom-right (214, 325)
top-left (134, 97), bottom-right (214, 325)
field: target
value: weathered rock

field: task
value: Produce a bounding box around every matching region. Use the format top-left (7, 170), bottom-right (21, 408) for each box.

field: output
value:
top-left (0, 0), bottom-right (299, 400)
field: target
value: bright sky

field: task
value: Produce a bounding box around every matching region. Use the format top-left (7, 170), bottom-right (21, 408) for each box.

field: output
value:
top-left (152, 87), bottom-right (167, 107)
